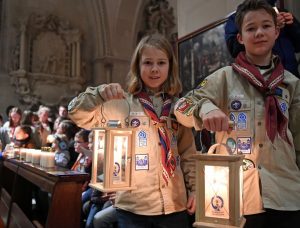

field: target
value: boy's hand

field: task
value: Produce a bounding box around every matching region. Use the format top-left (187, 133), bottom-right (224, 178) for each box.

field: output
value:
top-left (100, 83), bottom-right (125, 101)
top-left (202, 109), bottom-right (229, 132)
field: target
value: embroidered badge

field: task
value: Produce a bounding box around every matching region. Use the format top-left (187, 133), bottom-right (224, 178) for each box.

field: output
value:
top-left (175, 98), bottom-right (194, 116)
top-left (237, 137), bottom-right (251, 154)
top-left (226, 138), bottom-right (236, 154)
top-left (196, 79), bottom-right (208, 89)
top-left (237, 112), bottom-right (247, 130)
top-left (231, 100), bottom-right (242, 110)
top-left (242, 158), bottom-right (255, 171)
top-left (229, 113), bottom-right (236, 130)
top-left (135, 154), bottom-right (149, 170)
top-left (275, 87), bottom-right (283, 97)
top-left (138, 130), bottom-right (147, 147)
top-left (131, 118), bottom-right (140, 128)
top-left (279, 101), bottom-right (287, 114)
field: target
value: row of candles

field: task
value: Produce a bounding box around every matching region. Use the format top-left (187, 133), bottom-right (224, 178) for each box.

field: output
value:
top-left (5, 147), bottom-right (55, 168)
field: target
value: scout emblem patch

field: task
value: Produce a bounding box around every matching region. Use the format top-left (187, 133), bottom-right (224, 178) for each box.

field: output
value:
top-left (138, 130), bottom-right (147, 147)
top-left (135, 154), bottom-right (149, 170)
top-left (175, 97), bottom-right (194, 116)
top-left (226, 138), bottom-right (236, 154)
top-left (131, 118), bottom-right (140, 128)
top-left (196, 79), bottom-right (208, 89)
top-left (242, 159), bottom-right (255, 171)
top-left (237, 137), bottom-right (251, 154)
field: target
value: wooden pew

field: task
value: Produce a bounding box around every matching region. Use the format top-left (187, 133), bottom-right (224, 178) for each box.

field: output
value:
top-left (0, 158), bottom-right (89, 228)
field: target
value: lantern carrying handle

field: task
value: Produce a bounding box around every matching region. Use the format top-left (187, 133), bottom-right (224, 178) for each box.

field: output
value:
top-left (99, 97), bottom-right (131, 127)
top-left (207, 143), bottom-right (233, 155)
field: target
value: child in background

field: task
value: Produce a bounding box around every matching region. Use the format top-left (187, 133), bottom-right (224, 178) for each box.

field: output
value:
top-left (68, 33), bottom-right (196, 227)
top-left (175, 0), bottom-right (300, 227)
top-left (51, 134), bottom-right (70, 168)
top-left (72, 129), bottom-right (92, 192)
top-left (13, 125), bottom-right (36, 148)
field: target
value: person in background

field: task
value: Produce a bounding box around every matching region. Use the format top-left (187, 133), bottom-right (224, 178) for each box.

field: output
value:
top-left (37, 105), bottom-right (53, 146)
top-left (175, 0), bottom-right (300, 227)
top-left (21, 110), bottom-right (42, 148)
top-left (72, 129), bottom-right (92, 191)
top-left (13, 125), bottom-right (36, 149)
top-left (0, 113), bottom-right (4, 127)
top-left (68, 33), bottom-right (196, 228)
top-left (58, 105), bottom-right (68, 118)
top-left (51, 133), bottom-right (70, 168)
top-left (56, 119), bottom-right (80, 168)
top-left (225, 0), bottom-right (300, 77)
top-left (1, 106), bottom-right (22, 149)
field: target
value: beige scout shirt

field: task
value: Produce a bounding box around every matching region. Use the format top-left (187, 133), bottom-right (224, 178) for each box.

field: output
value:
top-left (68, 85), bottom-right (196, 215)
top-left (174, 65), bottom-right (300, 215)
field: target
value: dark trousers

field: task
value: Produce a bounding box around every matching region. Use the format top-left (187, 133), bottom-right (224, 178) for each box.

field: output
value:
top-left (244, 209), bottom-right (300, 228)
top-left (116, 209), bottom-right (190, 228)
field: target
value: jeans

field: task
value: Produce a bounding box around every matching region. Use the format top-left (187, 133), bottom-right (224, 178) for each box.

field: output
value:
top-left (116, 209), bottom-right (189, 228)
top-left (93, 204), bottom-right (117, 228)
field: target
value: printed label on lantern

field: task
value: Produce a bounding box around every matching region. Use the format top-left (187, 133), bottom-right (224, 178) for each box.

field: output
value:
top-left (135, 154), bottom-right (149, 170)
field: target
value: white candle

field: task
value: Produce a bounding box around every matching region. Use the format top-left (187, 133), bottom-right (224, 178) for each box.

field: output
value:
top-left (19, 148), bottom-right (27, 161)
top-left (40, 152), bottom-right (55, 168)
top-left (25, 149), bottom-right (33, 162)
top-left (32, 150), bottom-right (41, 164)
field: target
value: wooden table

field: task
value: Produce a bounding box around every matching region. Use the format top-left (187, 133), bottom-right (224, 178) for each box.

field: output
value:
top-left (0, 157), bottom-right (89, 228)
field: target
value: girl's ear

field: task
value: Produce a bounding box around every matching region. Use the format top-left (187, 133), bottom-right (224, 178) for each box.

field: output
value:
top-left (237, 33), bottom-right (244, 45)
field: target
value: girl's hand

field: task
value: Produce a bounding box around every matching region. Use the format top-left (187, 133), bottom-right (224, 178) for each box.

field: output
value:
top-left (100, 83), bottom-right (125, 101)
top-left (201, 109), bottom-right (229, 132)
top-left (186, 194), bottom-right (196, 215)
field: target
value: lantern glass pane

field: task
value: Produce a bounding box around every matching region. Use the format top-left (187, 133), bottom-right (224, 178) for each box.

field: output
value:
top-left (96, 131), bottom-right (105, 183)
top-left (204, 165), bottom-right (229, 219)
top-left (239, 165), bottom-right (243, 217)
top-left (112, 135), bottom-right (128, 184)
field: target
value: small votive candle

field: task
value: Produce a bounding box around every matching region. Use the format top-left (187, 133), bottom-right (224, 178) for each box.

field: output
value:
top-left (19, 148), bottom-right (28, 161)
top-left (31, 150), bottom-right (41, 164)
top-left (40, 152), bottom-right (55, 168)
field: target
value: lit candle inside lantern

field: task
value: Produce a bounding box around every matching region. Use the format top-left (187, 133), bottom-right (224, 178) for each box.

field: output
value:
top-left (40, 152), bottom-right (55, 168)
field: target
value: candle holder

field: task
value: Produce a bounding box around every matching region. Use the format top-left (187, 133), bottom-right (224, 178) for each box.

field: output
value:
top-left (89, 120), bottom-right (136, 192)
top-left (193, 143), bottom-right (246, 228)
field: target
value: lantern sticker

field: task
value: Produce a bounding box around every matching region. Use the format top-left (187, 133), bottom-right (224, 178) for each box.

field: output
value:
top-left (211, 195), bottom-right (224, 212)
top-left (135, 154), bottom-right (149, 170)
top-left (113, 162), bottom-right (120, 177)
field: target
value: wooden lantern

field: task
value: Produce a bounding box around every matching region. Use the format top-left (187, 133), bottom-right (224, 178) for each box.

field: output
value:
top-left (193, 143), bottom-right (246, 228)
top-left (89, 121), bottom-right (136, 192)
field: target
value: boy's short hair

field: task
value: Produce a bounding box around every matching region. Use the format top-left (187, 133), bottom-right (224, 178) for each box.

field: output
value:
top-left (235, 0), bottom-right (277, 32)
top-left (75, 129), bottom-right (90, 142)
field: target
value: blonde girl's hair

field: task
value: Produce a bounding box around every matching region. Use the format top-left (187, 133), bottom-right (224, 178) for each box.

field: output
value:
top-left (127, 33), bottom-right (182, 96)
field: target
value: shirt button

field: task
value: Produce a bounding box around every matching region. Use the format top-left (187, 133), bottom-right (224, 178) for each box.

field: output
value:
top-left (257, 101), bottom-right (261, 105)
top-left (259, 144), bottom-right (263, 148)
top-left (158, 142), bottom-right (161, 146)
top-left (257, 122), bottom-right (261, 126)
top-left (258, 165), bottom-right (261, 169)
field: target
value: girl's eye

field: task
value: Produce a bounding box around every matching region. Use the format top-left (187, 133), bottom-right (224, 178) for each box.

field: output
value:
top-left (143, 61), bottom-right (152, 65)
top-left (158, 61), bottom-right (167, 65)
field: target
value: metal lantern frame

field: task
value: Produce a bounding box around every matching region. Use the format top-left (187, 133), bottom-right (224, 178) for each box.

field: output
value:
top-left (89, 126), bottom-right (136, 192)
top-left (193, 143), bottom-right (246, 228)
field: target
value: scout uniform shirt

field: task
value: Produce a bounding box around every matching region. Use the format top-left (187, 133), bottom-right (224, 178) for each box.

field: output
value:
top-left (68, 85), bottom-right (196, 215)
top-left (174, 65), bottom-right (300, 215)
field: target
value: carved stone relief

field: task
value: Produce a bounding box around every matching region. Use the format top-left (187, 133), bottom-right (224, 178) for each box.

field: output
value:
top-left (141, 0), bottom-right (176, 41)
top-left (9, 13), bottom-right (85, 107)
